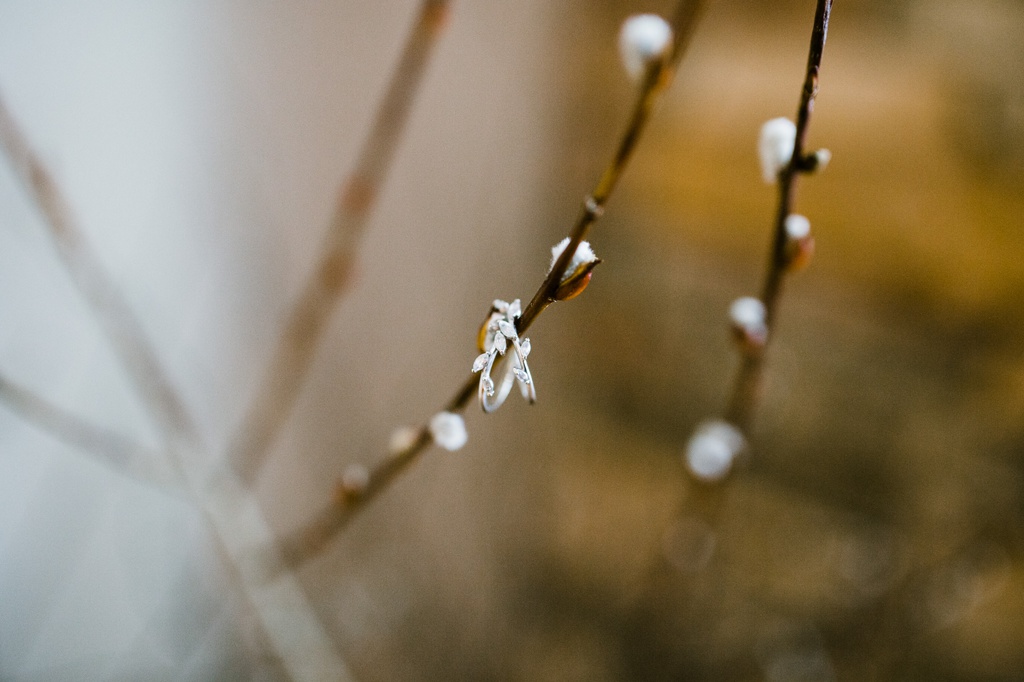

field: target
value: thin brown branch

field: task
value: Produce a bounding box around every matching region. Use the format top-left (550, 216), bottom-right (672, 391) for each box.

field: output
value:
top-left (0, 373), bottom-right (181, 489)
top-left (0, 96), bottom-right (201, 451)
top-left (269, 1), bottom-right (706, 575)
top-left (268, 374), bottom-right (474, 577)
top-left (724, 0), bottom-right (833, 432)
top-left (227, 0), bottom-right (452, 485)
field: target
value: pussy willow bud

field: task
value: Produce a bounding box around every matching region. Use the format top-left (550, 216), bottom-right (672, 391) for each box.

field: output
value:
top-left (783, 213), bottom-right (815, 272)
top-left (684, 420), bottom-right (746, 482)
top-left (549, 238), bottom-right (601, 301)
top-left (429, 411), bottom-right (468, 451)
top-left (729, 296), bottom-right (768, 351)
top-left (759, 117), bottom-right (797, 184)
top-left (618, 14), bottom-right (673, 82)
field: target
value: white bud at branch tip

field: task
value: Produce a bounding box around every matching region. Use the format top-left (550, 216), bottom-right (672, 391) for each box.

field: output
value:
top-left (429, 411), bottom-right (468, 451)
top-left (759, 117), bottom-right (796, 184)
top-left (618, 14), bottom-right (673, 82)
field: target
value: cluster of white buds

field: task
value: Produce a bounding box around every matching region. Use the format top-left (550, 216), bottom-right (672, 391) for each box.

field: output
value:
top-left (684, 420), bottom-right (746, 482)
top-left (729, 296), bottom-right (768, 350)
top-left (472, 299), bottom-right (535, 412)
top-left (618, 14), bottom-right (674, 82)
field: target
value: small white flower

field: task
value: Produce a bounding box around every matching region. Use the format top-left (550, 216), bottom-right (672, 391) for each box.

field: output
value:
top-left (684, 420), bottom-right (745, 481)
top-left (429, 411), bottom-right (468, 451)
top-left (618, 14), bottom-right (674, 81)
top-left (389, 425), bottom-right (420, 454)
top-left (759, 117), bottom-right (797, 183)
top-left (784, 214), bottom-right (811, 241)
top-left (549, 238), bottom-right (598, 284)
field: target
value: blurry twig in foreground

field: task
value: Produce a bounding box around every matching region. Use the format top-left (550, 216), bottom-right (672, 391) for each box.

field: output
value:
top-left (0, 90), bottom-right (352, 682)
top-left (0, 373), bottom-right (180, 489)
top-left (0, 96), bottom-right (201, 453)
top-left (269, 1), bottom-right (705, 577)
top-left (226, 0), bottom-right (452, 486)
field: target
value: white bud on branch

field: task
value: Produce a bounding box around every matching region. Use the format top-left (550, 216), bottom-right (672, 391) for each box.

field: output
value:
top-left (729, 296), bottom-right (768, 349)
top-left (618, 14), bottom-right (674, 82)
top-left (758, 117), bottom-right (797, 184)
top-left (549, 238), bottom-right (598, 283)
top-left (429, 411), bottom-right (468, 451)
top-left (813, 148), bottom-right (832, 172)
top-left (389, 425), bottom-right (420, 454)
top-left (784, 214), bottom-right (811, 240)
top-left (684, 420), bottom-right (746, 482)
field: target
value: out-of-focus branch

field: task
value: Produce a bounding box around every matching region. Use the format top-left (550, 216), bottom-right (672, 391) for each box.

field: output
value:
top-left (724, 0), bottom-right (833, 432)
top-left (226, 0), bottom-right (452, 486)
top-left (0, 372), bottom-right (180, 489)
top-left (0, 96), bottom-right (200, 451)
top-left (0, 93), bottom-right (352, 682)
top-left (268, 1), bottom-right (706, 575)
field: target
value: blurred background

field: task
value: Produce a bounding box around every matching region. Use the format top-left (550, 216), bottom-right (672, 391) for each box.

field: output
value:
top-left (1, 0), bottom-right (1023, 679)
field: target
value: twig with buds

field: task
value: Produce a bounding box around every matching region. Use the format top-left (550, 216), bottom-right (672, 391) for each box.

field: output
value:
top-left (685, 0), bottom-right (833, 482)
top-left (270, 2), bottom-right (705, 575)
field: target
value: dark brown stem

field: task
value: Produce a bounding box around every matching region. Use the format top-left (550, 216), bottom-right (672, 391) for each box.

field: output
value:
top-left (227, 0), bottom-right (452, 485)
top-left (271, 1), bottom-right (706, 574)
top-left (724, 0), bottom-right (832, 432)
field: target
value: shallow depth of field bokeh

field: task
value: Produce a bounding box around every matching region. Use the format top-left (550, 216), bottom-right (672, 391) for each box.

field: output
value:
top-left (1, 1), bottom-right (1023, 680)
